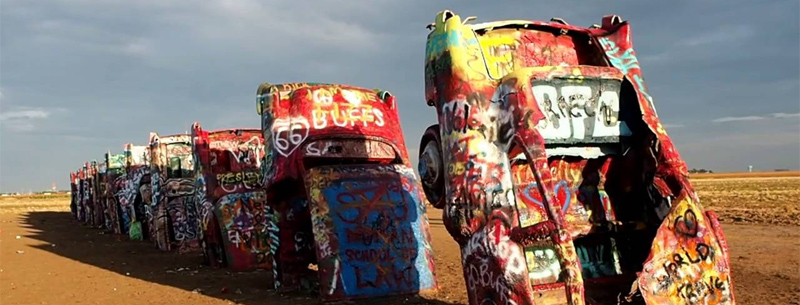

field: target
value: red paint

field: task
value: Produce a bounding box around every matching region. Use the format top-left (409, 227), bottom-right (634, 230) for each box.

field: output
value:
top-left (422, 10), bottom-right (735, 305)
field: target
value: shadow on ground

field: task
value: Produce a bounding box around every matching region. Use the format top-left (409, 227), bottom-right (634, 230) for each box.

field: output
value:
top-left (21, 211), bottom-right (460, 305)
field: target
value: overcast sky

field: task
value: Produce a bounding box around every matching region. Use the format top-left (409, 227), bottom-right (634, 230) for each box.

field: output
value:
top-left (1, 0), bottom-right (798, 192)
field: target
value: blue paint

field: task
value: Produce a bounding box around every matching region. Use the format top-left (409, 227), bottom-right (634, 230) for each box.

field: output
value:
top-left (121, 208), bottom-right (131, 234)
top-left (601, 39), bottom-right (640, 76)
top-left (426, 30), bottom-right (479, 58)
top-left (606, 49), bottom-right (639, 75)
top-left (521, 182), bottom-right (545, 208)
top-left (600, 37), bottom-right (657, 113)
top-left (633, 74), bottom-right (656, 112)
top-left (317, 166), bottom-right (435, 298)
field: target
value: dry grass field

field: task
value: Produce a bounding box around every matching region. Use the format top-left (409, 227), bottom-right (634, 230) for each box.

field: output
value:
top-left (1, 171), bottom-right (798, 305)
top-left (693, 172), bottom-right (800, 226)
top-left (0, 194), bottom-right (72, 215)
top-left (5, 171), bottom-right (796, 226)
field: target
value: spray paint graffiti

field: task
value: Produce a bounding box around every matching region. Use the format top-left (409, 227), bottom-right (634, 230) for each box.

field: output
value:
top-left (118, 166), bottom-right (147, 238)
top-left (70, 172), bottom-right (79, 219)
top-left (257, 83), bottom-right (408, 187)
top-left (107, 172), bottom-right (127, 235)
top-left (305, 165), bottom-right (437, 301)
top-left (531, 78), bottom-right (631, 143)
top-left (217, 192), bottom-right (279, 272)
top-left (256, 83), bottom-right (434, 297)
top-left (638, 195), bottom-right (734, 304)
top-left (149, 132), bottom-right (200, 252)
top-left (192, 123), bottom-right (276, 280)
top-left (310, 87), bottom-right (386, 129)
top-left (420, 10), bottom-right (735, 305)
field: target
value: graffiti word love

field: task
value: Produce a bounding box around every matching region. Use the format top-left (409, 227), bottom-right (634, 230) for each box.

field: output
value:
top-left (674, 209), bottom-right (699, 237)
top-left (353, 263), bottom-right (418, 290)
top-left (311, 87), bottom-right (378, 105)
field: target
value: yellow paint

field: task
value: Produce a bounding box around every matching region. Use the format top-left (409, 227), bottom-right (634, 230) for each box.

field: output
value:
top-left (477, 31), bottom-right (519, 79)
top-left (639, 194), bottom-right (734, 305)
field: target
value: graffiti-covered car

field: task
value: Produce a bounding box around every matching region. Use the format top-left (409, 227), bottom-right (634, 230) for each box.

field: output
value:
top-left (191, 123), bottom-right (274, 272)
top-left (105, 152), bottom-right (127, 235)
top-left (88, 160), bottom-right (104, 228)
top-left (70, 171), bottom-right (79, 219)
top-left (149, 132), bottom-right (200, 253)
top-left (417, 10), bottom-right (735, 305)
top-left (255, 82), bottom-right (438, 300)
top-left (119, 143), bottom-right (151, 240)
top-left (94, 160), bottom-right (110, 230)
top-left (80, 162), bottom-right (94, 224)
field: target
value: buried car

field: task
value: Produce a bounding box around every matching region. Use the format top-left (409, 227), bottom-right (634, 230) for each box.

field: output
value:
top-left (70, 171), bottom-right (79, 219)
top-left (94, 159), bottom-right (109, 230)
top-left (149, 132), bottom-right (200, 253)
top-left (255, 82), bottom-right (437, 300)
top-left (88, 160), bottom-right (104, 228)
top-left (81, 162), bottom-right (95, 225)
top-left (191, 123), bottom-right (275, 273)
top-left (417, 10), bottom-right (735, 305)
top-left (105, 152), bottom-right (128, 235)
top-left (118, 143), bottom-right (151, 240)
top-left (75, 166), bottom-right (88, 223)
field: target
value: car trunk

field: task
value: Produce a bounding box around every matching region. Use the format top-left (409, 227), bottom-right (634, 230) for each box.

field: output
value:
top-left (303, 163), bottom-right (437, 302)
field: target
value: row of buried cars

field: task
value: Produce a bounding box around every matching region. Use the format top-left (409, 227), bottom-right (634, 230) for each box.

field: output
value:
top-left (66, 10), bottom-right (736, 305)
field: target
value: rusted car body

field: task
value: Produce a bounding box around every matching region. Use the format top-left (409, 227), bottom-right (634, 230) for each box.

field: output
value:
top-left (255, 82), bottom-right (438, 301)
top-left (119, 143), bottom-right (151, 240)
top-left (418, 10), bottom-right (735, 305)
top-left (149, 132), bottom-right (200, 253)
top-left (191, 123), bottom-right (273, 272)
top-left (105, 152), bottom-right (127, 235)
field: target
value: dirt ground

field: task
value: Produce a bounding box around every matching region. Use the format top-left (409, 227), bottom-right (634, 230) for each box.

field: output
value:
top-left (1, 175), bottom-right (799, 305)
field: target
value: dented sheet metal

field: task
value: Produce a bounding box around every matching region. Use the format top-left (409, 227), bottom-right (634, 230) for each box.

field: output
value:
top-left (191, 123), bottom-right (277, 280)
top-left (304, 164), bottom-right (437, 301)
top-left (419, 10), bottom-right (735, 305)
top-left (256, 83), bottom-right (438, 298)
top-left (149, 132), bottom-right (200, 253)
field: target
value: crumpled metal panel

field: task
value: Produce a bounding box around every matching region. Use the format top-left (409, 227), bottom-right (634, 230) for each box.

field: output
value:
top-left (422, 10), bottom-right (735, 305)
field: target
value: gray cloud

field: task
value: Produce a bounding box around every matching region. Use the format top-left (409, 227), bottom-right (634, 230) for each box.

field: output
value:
top-left (1, 0), bottom-right (798, 191)
top-left (712, 112), bottom-right (800, 123)
top-left (772, 112), bottom-right (800, 118)
top-left (711, 116), bottom-right (766, 123)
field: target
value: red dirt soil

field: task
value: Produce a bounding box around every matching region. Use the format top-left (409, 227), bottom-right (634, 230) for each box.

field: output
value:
top-left (1, 210), bottom-right (798, 305)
